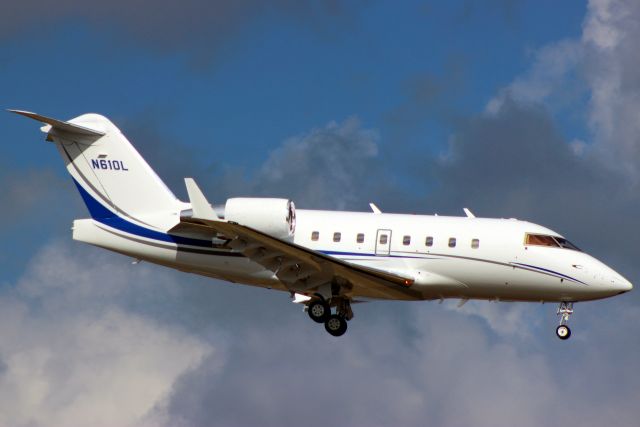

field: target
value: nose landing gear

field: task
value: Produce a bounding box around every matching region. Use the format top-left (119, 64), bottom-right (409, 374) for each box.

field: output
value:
top-left (556, 302), bottom-right (574, 340)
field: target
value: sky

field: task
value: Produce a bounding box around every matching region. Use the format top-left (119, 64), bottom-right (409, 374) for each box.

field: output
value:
top-left (1, 0), bottom-right (640, 426)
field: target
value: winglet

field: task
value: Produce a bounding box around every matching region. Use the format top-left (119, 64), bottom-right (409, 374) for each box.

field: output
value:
top-left (463, 208), bottom-right (475, 218)
top-left (369, 203), bottom-right (382, 214)
top-left (184, 178), bottom-right (219, 220)
top-left (8, 109), bottom-right (106, 137)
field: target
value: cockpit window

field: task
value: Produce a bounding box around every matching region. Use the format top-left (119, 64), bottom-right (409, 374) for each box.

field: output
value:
top-left (526, 234), bottom-right (557, 247)
top-left (554, 237), bottom-right (581, 251)
top-left (525, 233), bottom-right (581, 251)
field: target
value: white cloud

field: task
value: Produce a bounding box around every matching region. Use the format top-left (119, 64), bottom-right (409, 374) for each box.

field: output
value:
top-left (216, 117), bottom-right (392, 210)
top-left (0, 242), bottom-right (215, 427)
top-left (446, 299), bottom-right (543, 338)
top-left (6, 4), bottom-right (640, 420)
top-left (486, 39), bottom-right (584, 114)
top-left (485, 0), bottom-right (640, 179)
top-left (570, 138), bottom-right (587, 155)
top-left (2, 239), bottom-right (640, 427)
top-left (582, 0), bottom-right (627, 50)
top-left (158, 299), bottom-right (640, 427)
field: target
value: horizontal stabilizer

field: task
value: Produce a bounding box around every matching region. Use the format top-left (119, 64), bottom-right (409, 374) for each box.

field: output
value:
top-left (8, 109), bottom-right (106, 137)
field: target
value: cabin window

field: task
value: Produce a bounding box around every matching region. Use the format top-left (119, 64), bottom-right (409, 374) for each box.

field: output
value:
top-left (448, 237), bottom-right (456, 248)
top-left (425, 236), bottom-right (433, 247)
top-left (333, 232), bottom-right (341, 242)
top-left (379, 234), bottom-right (388, 245)
top-left (356, 233), bottom-right (365, 243)
top-left (403, 235), bottom-right (411, 245)
top-left (311, 231), bottom-right (319, 241)
top-left (471, 238), bottom-right (480, 249)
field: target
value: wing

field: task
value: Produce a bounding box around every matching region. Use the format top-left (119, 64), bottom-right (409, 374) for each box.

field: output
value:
top-left (173, 179), bottom-right (422, 301)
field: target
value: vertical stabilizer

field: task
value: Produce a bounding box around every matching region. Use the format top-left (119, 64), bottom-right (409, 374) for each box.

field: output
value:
top-left (11, 110), bottom-right (183, 229)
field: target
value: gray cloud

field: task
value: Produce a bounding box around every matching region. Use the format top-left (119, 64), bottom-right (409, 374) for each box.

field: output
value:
top-left (0, 1), bottom-right (361, 66)
top-left (487, 0), bottom-right (640, 181)
top-left (116, 113), bottom-right (412, 211)
top-left (4, 2), bottom-right (640, 426)
top-left (250, 117), bottom-right (382, 209)
top-left (428, 94), bottom-right (640, 291)
top-left (3, 107), bottom-right (640, 427)
top-left (0, 167), bottom-right (81, 276)
top-left (155, 297), bottom-right (640, 427)
top-left (117, 110), bottom-right (209, 202)
top-left (210, 117), bottom-right (413, 211)
top-left (425, 1), bottom-right (640, 283)
top-left (3, 240), bottom-right (640, 427)
top-left (385, 57), bottom-right (467, 136)
top-left (0, 241), bottom-right (215, 427)
top-left (0, 168), bottom-right (77, 224)
top-left (431, 98), bottom-right (599, 216)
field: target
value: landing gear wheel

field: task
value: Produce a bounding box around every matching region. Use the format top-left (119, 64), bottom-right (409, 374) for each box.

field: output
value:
top-left (556, 302), bottom-right (574, 340)
top-left (324, 314), bottom-right (348, 337)
top-left (556, 325), bottom-right (571, 340)
top-left (307, 299), bottom-right (330, 323)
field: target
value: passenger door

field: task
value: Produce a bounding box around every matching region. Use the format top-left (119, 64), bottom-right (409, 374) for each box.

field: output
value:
top-left (375, 229), bottom-right (392, 256)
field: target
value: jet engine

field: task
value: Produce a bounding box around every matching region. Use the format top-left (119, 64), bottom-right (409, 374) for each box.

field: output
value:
top-left (224, 197), bottom-right (296, 240)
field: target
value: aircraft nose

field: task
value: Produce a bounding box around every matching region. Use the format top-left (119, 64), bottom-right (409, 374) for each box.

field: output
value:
top-left (614, 276), bottom-right (633, 293)
top-left (585, 255), bottom-right (632, 295)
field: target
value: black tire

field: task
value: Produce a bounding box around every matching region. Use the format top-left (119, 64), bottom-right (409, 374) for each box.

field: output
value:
top-left (556, 325), bottom-right (571, 340)
top-left (308, 299), bottom-right (330, 323)
top-left (324, 314), bottom-right (348, 337)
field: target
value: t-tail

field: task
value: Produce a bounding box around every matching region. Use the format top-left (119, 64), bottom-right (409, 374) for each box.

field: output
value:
top-left (9, 110), bottom-right (186, 232)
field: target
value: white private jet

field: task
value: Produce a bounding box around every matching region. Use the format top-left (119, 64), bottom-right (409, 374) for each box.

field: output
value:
top-left (11, 110), bottom-right (633, 339)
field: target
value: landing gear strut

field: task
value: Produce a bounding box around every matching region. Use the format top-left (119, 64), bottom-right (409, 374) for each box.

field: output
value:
top-left (556, 302), bottom-right (574, 340)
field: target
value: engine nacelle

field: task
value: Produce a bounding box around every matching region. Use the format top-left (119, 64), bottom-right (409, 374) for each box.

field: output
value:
top-left (224, 197), bottom-right (296, 240)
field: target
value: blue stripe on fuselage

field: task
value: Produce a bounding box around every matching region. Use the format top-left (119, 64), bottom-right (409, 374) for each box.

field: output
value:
top-left (511, 262), bottom-right (586, 285)
top-left (319, 250), bottom-right (428, 259)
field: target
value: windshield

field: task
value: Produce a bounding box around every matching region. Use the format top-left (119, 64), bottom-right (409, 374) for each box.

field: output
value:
top-left (553, 237), bottom-right (581, 251)
top-left (525, 233), bottom-right (581, 251)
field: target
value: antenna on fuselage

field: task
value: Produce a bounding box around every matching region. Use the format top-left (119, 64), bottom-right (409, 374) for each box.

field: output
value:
top-left (369, 203), bottom-right (382, 214)
top-left (463, 208), bottom-right (475, 218)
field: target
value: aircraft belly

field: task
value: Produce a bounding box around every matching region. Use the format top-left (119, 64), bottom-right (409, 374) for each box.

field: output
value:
top-left (72, 219), bottom-right (279, 289)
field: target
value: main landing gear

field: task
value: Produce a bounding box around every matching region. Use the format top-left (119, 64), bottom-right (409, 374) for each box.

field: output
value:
top-left (307, 299), bottom-right (330, 323)
top-left (556, 302), bottom-right (574, 340)
top-left (306, 297), bottom-right (352, 337)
